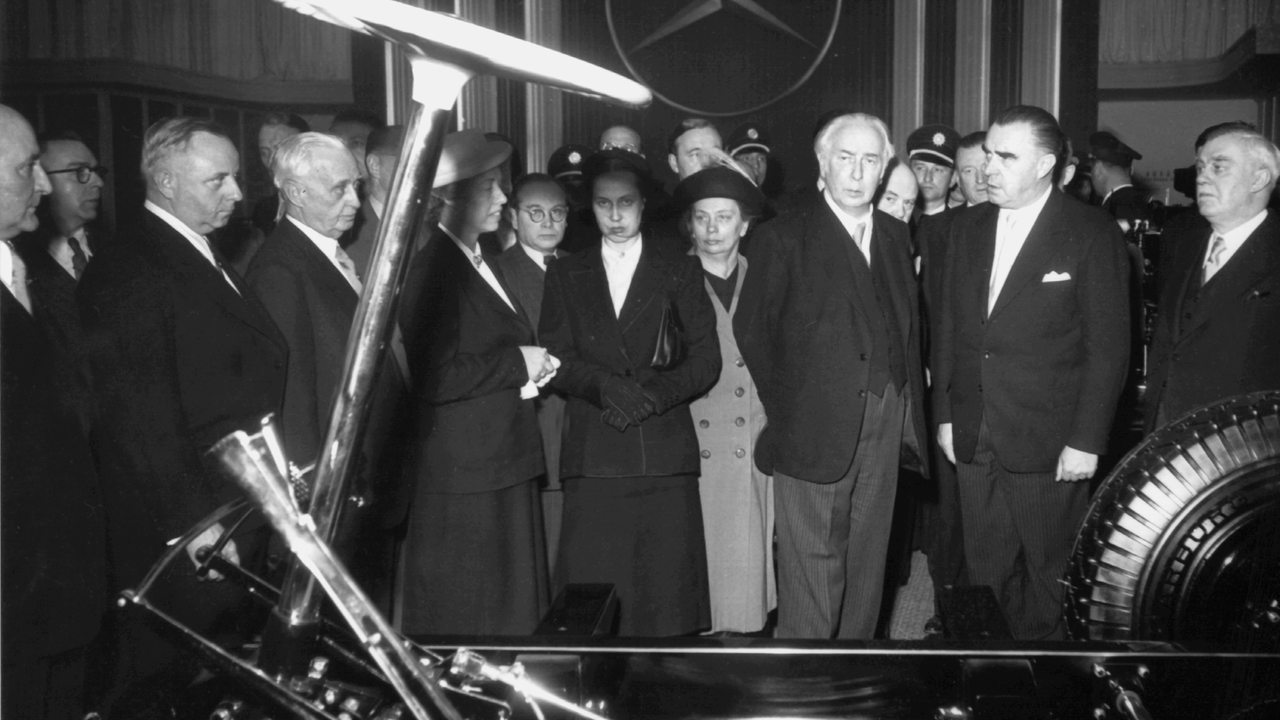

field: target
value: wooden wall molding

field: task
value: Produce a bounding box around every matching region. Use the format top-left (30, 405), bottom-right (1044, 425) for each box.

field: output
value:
top-left (3, 58), bottom-right (353, 109)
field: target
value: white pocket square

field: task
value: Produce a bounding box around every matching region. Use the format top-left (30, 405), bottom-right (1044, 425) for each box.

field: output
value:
top-left (1042, 271), bottom-right (1072, 282)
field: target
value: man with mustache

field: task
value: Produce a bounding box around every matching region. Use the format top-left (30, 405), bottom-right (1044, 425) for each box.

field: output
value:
top-left (247, 132), bottom-right (364, 466)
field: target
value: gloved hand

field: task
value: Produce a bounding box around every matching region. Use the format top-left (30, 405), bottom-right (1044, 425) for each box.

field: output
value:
top-left (601, 407), bottom-right (631, 432)
top-left (600, 375), bottom-right (657, 425)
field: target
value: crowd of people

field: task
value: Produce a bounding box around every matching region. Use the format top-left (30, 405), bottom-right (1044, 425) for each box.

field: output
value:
top-left (2, 96), bottom-right (1279, 718)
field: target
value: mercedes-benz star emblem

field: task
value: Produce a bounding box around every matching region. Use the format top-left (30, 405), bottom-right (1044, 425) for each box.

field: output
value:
top-left (606, 0), bottom-right (842, 117)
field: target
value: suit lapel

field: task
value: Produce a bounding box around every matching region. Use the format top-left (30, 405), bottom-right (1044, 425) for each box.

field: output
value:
top-left (810, 202), bottom-right (858, 307)
top-left (1180, 213), bottom-right (1280, 338)
top-left (280, 221), bottom-right (361, 314)
top-left (989, 192), bottom-right (1063, 319)
top-left (570, 247), bottom-right (629, 351)
top-left (143, 213), bottom-right (282, 348)
top-left (618, 239), bottom-right (664, 333)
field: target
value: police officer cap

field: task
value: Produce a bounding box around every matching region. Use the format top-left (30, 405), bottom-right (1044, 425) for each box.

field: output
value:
top-left (1089, 131), bottom-right (1142, 165)
top-left (674, 166), bottom-right (765, 218)
top-left (547, 143), bottom-right (594, 180)
top-left (906, 124), bottom-right (960, 168)
top-left (727, 122), bottom-right (771, 157)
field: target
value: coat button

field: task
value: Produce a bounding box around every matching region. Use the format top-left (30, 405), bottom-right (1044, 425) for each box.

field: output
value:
top-left (734, 448), bottom-right (746, 458)
top-left (978, 384), bottom-right (983, 392)
top-left (735, 417), bottom-right (745, 427)
top-left (858, 390), bottom-right (867, 398)
top-left (983, 352), bottom-right (990, 359)
top-left (735, 357), bottom-right (745, 367)
top-left (700, 449), bottom-right (711, 459)
top-left (860, 353), bottom-right (868, 361)
top-left (699, 419), bottom-right (710, 428)
top-left (734, 387), bottom-right (745, 397)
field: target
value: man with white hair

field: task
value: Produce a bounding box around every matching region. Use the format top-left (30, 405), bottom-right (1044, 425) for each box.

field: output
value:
top-left (1145, 126), bottom-right (1280, 432)
top-left (247, 132), bottom-right (363, 465)
top-left (78, 116), bottom-right (287, 709)
top-left (736, 113), bottom-right (928, 639)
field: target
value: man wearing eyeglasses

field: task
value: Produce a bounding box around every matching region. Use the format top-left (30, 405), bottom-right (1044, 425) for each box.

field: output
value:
top-left (497, 172), bottom-right (572, 571)
top-left (19, 133), bottom-right (107, 345)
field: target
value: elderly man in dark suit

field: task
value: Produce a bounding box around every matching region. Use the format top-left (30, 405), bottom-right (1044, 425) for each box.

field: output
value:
top-left (1145, 126), bottom-right (1280, 431)
top-left (1, 103), bottom-right (108, 720)
top-left (496, 172), bottom-right (572, 570)
top-left (398, 130), bottom-right (558, 637)
top-left (247, 132), bottom-right (363, 465)
top-left (78, 117), bottom-right (287, 710)
top-left (933, 105), bottom-right (1130, 640)
top-left (735, 113), bottom-right (928, 640)
top-left (247, 130), bottom-right (408, 608)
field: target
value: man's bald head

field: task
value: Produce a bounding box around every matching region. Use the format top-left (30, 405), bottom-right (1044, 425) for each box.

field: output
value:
top-left (0, 105), bottom-right (51, 240)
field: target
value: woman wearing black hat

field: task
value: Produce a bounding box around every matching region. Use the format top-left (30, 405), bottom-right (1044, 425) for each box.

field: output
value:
top-left (538, 149), bottom-right (721, 636)
top-left (677, 166), bottom-right (776, 634)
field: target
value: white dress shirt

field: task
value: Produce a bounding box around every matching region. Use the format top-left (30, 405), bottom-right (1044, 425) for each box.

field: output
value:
top-left (145, 200), bottom-right (239, 294)
top-left (822, 190), bottom-right (875, 265)
top-left (0, 240), bottom-right (31, 313)
top-left (601, 235), bottom-right (642, 317)
top-left (287, 216), bottom-right (361, 293)
top-left (1203, 209), bottom-right (1267, 283)
top-left (988, 185), bottom-right (1053, 314)
top-left (520, 241), bottom-right (552, 271)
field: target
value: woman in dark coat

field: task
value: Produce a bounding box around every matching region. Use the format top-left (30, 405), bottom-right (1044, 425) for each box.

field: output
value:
top-left (539, 150), bottom-right (721, 636)
top-left (398, 130), bottom-right (558, 636)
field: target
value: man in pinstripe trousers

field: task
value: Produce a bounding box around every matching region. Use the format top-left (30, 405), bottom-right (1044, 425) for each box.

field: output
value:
top-left (736, 113), bottom-right (929, 639)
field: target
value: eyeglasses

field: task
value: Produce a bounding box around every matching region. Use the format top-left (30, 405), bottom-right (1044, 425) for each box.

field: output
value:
top-left (520, 205), bottom-right (569, 223)
top-left (46, 166), bottom-right (109, 184)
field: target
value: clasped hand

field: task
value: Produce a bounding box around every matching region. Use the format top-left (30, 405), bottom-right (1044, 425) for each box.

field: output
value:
top-left (519, 346), bottom-right (560, 386)
top-left (600, 376), bottom-right (658, 431)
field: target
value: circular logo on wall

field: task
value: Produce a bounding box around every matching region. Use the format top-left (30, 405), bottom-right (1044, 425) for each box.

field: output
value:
top-left (605, 0), bottom-right (842, 117)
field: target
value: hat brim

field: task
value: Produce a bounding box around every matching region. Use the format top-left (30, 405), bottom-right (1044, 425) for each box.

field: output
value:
top-left (908, 149), bottom-right (954, 168)
top-left (730, 142), bottom-right (770, 156)
top-left (433, 133), bottom-right (513, 188)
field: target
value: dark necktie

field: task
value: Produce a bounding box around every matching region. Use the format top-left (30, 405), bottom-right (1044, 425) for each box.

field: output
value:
top-left (68, 235), bottom-right (89, 280)
top-left (543, 253), bottom-right (557, 269)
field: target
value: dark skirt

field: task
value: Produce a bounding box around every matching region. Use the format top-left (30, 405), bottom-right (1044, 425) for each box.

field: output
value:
top-left (399, 480), bottom-right (549, 636)
top-left (556, 474), bottom-right (710, 637)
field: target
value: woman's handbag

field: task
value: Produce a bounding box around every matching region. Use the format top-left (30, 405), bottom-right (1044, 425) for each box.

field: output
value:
top-left (649, 298), bottom-right (686, 370)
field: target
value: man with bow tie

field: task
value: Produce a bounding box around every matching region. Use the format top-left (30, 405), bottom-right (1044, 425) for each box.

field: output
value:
top-left (932, 105), bottom-right (1130, 640)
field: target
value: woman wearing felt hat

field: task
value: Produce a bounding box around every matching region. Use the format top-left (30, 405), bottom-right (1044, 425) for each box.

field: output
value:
top-left (539, 148), bottom-right (721, 636)
top-left (676, 166), bottom-right (777, 634)
top-left (397, 129), bottom-right (558, 636)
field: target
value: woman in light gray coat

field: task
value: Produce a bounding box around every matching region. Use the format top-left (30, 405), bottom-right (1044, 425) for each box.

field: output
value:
top-left (678, 166), bottom-right (775, 634)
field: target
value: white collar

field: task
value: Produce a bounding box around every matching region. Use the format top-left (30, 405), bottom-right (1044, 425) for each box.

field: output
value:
top-left (145, 199), bottom-right (217, 265)
top-left (821, 189), bottom-right (874, 246)
top-left (286, 215), bottom-right (342, 259)
top-left (600, 234), bottom-right (641, 260)
top-left (1213, 208), bottom-right (1268, 242)
top-left (369, 194), bottom-right (385, 221)
top-left (997, 184), bottom-right (1053, 227)
top-left (519, 241), bottom-right (553, 269)
top-left (440, 224), bottom-right (482, 266)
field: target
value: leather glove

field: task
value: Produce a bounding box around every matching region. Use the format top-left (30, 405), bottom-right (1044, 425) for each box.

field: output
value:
top-left (600, 376), bottom-right (657, 425)
top-left (601, 407), bottom-right (631, 432)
